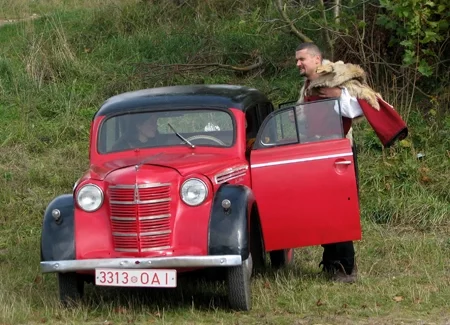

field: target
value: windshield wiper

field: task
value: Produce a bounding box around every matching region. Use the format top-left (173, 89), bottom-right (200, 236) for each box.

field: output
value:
top-left (167, 123), bottom-right (195, 149)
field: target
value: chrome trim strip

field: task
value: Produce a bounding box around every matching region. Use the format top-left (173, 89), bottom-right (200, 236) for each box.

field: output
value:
top-left (40, 255), bottom-right (243, 273)
top-left (140, 230), bottom-right (171, 237)
top-left (111, 214), bottom-right (170, 221)
top-left (137, 183), bottom-right (171, 189)
top-left (215, 171), bottom-right (247, 184)
top-left (215, 165), bottom-right (248, 177)
top-left (110, 198), bottom-right (171, 205)
top-left (109, 183), bottom-right (171, 189)
top-left (139, 214), bottom-right (170, 221)
top-left (214, 165), bottom-right (248, 184)
top-left (141, 246), bottom-right (171, 252)
top-left (115, 248), bottom-right (139, 252)
top-left (114, 246), bottom-right (171, 253)
top-left (111, 217), bottom-right (136, 221)
top-left (113, 232), bottom-right (138, 237)
top-left (251, 152), bottom-right (353, 169)
top-left (113, 230), bottom-right (171, 237)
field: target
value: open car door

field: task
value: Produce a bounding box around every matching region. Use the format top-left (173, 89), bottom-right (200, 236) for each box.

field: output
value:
top-left (250, 98), bottom-right (361, 252)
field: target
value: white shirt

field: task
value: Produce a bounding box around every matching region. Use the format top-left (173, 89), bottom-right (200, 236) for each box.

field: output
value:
top-left (296, 87), bottom-right (363, 120)
top-left (336, 87), bottom-right (363, 118)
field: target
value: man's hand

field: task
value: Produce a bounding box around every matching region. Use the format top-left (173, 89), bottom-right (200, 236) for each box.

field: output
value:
top-left (318, 87), bottom-right (342, 98)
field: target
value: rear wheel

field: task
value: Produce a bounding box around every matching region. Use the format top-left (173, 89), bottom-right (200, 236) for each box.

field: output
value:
top-left (58, 272), bottom-right (84, 306)
top-left (269, 249), bottom-right (294, 268)
top-left (227, 254), bottom-right (252, 311)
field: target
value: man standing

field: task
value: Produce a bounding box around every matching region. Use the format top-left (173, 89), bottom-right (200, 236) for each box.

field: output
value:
top-left (295, 42), bottom-right (360, 283)
top-left (295, 43), bottom-right (408, 148)
top-left (294, 43), bottom-right (408, 283)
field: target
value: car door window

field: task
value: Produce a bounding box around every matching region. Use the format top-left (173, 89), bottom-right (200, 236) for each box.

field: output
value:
top-left (254, 98), bottom-right (344, 149)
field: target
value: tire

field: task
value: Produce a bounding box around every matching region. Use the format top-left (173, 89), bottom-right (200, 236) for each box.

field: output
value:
top-left (269, 248), bottom-right (294, 269)
top-left (58, 272), bottom-right (84, 306)
top-left (227, 254), bottom-right (252, 311)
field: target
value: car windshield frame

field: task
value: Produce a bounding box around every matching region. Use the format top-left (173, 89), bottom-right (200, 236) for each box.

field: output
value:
top-left (97, 107), bottom-right (237, 154)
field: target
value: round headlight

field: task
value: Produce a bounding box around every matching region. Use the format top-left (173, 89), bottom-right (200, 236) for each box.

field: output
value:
top-left (76, 184), bottom-right (104, 212)
top-left (181, 178), bottom-right (208, 206)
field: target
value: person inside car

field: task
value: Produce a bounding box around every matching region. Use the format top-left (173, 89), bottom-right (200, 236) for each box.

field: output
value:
top-left (112, 113), bottom-right (161, 151)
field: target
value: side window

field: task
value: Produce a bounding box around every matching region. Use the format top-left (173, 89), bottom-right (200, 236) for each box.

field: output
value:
top-left (98, 115), bottom-right (128, 153)
top-left (254, 98), bottom-right (344, 149)
top-left (296, 99), bottom-right (344, 142)
top-left (256, 108), bottom-right (299, 148)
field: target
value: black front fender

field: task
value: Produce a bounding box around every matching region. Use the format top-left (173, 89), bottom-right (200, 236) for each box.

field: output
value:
top-left (207, 184), bottom-right (254, 260)
top-left (40, 194), bottom-right (75, 262)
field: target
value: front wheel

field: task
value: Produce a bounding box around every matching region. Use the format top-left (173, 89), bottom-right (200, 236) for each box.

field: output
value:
top-left (269, 249), bottom-right (294, 268)
top-left (227, 254), bottom-right (252, 311)
top-left (58, 272), bottom-right (84, 306)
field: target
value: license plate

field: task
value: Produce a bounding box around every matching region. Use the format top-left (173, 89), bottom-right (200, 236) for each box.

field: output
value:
top-left (95, 269), bottom-right (177, 288)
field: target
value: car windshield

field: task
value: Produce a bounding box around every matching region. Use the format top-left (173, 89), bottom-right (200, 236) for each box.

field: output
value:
top-left (98, 109), bottom-right (234, 153)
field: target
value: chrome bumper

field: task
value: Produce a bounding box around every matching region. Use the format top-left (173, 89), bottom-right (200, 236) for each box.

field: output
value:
top-left (40, 255), bottom-right (242, 273)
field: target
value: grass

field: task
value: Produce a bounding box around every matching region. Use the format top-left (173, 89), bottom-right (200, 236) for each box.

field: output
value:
top-left (1, 222), bottom-right (450, 324)
top-left (0, 0), bottom-right (449, 324)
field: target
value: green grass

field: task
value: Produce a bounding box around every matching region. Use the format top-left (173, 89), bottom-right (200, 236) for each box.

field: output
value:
top-left (1, 222), bottom-right (450, 324)
top-left (0, 0), bottom-right (449, 324)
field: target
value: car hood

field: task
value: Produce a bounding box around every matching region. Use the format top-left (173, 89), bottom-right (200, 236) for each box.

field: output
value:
top-left (90, 152), bottom-right (245, 180)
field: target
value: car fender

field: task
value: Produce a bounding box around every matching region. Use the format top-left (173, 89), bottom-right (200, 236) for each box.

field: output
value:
top-left (207, 184), bottom-right (255, 260)
top-left (40, 194), bottom-right (76, 262)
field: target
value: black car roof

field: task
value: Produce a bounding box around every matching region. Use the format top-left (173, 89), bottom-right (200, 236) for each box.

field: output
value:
top-left (95, 84), bottom-right (270, 117)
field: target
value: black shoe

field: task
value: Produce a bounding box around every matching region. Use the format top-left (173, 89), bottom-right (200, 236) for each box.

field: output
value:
top-left (320, 261), bottom-right (357, 284)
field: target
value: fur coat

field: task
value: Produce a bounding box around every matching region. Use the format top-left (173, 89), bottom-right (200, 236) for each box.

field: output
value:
top-left (297, 60), bottom-right (408, 147)
top-left (298, 60), bottom-right (380, 110)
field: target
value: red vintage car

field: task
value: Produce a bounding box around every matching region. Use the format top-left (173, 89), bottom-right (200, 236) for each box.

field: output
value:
top-left (40, 85), bottom-right (361, 311)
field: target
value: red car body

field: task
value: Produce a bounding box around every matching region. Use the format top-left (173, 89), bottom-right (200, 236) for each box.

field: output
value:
top-left (40, 85), bottom-right (361, 311)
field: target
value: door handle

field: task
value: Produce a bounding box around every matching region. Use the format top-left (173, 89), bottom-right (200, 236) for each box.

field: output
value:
top-left (335, 161), bottom-right (352, 165)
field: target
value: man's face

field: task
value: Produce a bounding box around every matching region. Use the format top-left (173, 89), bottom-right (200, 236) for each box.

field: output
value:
top-left (295, 49), bottom-right (321, 79)
top-left (138, 116), bottom-right (157, 139)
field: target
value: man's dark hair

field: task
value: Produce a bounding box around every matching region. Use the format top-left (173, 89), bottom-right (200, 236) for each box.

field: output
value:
top-left (296, 43), bottom-right (323, 59)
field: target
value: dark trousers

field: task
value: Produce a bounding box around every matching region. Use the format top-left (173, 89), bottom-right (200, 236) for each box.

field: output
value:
top-left (321, 241), bottom-right (355, 274)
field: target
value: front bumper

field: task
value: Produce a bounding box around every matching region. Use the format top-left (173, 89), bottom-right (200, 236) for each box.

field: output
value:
top-left (40, 255), bottom-right (242, 273)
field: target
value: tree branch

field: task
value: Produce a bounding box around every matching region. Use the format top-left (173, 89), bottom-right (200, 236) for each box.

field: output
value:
top-left (134, 56), bottom-right (265, 83)
top-left (318, 0), bottom-right (334, 60)
top-left (334, 0), bottom-right (341, 25)
top-left (139, 56), bottom-right (264, 72)
top-left (274, 0), bottom-right (313, 43)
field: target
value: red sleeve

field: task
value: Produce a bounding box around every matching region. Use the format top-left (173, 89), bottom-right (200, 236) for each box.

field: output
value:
top-left (357, 98), bottom-right (408, 147)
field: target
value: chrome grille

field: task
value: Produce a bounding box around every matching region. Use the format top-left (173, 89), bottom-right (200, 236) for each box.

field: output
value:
top-left (108, 183), bottom-right (172, 253)
top-left (214, 165), bottom-right (248, 184)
